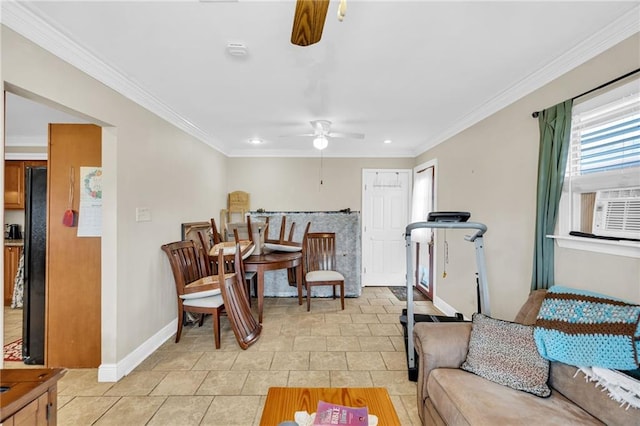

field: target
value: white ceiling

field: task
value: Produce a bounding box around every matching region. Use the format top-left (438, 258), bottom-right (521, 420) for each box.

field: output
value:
top-left (2, 1), bottom-right (639, 157)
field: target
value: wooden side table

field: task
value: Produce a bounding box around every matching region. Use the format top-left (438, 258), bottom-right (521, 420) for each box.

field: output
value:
top-left (0, 368), bottom-right (66, 425)
top-left (260, 387), bottom-right (401, 426)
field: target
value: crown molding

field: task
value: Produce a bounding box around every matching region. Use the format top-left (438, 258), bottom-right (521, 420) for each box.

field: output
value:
top-left (226, 148), bottom-right (415, 158)
top-left (1, 1), bottom-right (227, 155)
top-left (416, 5), bottom-right (640, 157)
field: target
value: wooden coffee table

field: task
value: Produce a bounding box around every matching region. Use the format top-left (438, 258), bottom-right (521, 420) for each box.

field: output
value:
top-left (260, 387), bottom-right (401, 426)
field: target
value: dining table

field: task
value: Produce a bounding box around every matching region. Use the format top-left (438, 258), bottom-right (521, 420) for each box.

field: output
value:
top-left (243, 250), bottom-right (303, 323)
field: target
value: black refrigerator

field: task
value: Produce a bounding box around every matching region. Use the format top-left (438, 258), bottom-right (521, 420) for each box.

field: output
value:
top-left (23, 166), bottom-right (47, 365)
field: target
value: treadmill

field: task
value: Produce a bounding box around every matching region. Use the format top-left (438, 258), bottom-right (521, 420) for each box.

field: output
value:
top-left (400, 211), bottom-right (490, 381)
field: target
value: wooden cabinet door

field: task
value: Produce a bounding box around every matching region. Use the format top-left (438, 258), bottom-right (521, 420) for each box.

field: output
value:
top-left (5, 161), bottom-right (25, 209)
top-left (4, 245), bottom-right (22, 306)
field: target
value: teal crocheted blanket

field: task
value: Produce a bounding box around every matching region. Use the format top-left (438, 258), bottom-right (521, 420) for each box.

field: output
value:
top-left (534, 286), bottom-right (640, 370)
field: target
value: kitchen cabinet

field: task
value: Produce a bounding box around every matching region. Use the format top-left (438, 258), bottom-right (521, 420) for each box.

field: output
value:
top-left (5, 161), bottom-right (25, 209)
top-left (0, 368), bottom-right (66, 425)
top-left (4, 244), bottom-right (23, 306)
top-left (4, 160), bottom-right (47, 210)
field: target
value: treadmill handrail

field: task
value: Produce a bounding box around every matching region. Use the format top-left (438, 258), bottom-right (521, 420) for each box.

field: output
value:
top-left (405, 221), bottom-right (487, 241)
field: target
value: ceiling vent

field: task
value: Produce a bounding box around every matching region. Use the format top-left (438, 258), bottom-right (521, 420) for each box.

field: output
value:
top-left (226, 43), bottom-right (248, 57)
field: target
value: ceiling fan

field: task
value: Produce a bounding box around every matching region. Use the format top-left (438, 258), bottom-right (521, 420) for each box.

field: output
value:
top-left (291, 0), bottom-right (347, 47)
top-left (288, 120), bottom-right (365, 150)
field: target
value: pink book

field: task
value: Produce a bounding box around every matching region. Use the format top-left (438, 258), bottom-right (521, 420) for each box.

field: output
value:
top-left (313, 400), bottom-right (368, 426)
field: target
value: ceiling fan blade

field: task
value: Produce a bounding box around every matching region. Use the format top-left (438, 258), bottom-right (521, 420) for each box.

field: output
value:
top-left (291, 0), bottom-right (330, 47)
top-left (327, 131), bottom-right (365, 139)
top-left (279, 132), bottom-right (316, 138)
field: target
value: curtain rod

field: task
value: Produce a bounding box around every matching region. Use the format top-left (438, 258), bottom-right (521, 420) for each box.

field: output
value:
top-left (531, 67), bottom-right (640, 118)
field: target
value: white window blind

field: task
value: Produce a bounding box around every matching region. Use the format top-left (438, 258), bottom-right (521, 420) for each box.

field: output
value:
top-left (568, 78), bottom-right (640, 179)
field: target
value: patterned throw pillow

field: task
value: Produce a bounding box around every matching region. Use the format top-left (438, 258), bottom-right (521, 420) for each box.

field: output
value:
top-left (461, 313), bottom-right (551, 397)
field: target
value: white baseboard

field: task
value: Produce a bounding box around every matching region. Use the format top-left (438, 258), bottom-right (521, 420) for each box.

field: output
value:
top-left (433, 296), bottom-right (469, 320)
top-left (98, 318), bottom-right (177, 382)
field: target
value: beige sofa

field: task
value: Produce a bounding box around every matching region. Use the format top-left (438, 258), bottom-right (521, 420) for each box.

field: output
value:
top-left (413, 291), bottom-right (639, 425)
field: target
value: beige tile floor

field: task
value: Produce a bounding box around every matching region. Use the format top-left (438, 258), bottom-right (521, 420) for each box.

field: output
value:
top-left (4, 287), bottom-right (440, 425)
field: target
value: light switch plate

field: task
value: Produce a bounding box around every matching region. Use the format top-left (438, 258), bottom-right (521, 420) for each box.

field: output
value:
top-left (136, 207), bottom-right (152, 222)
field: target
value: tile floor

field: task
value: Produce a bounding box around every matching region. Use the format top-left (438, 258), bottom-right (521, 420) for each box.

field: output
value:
top-left (4, 287), bottom-right (440, 425)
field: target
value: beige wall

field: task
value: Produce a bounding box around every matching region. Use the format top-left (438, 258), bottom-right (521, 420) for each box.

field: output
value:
top-left (416, 34), bottom-right (640, 320)
top-left (227, 157), bottom-right (413, 212)
top-left (1, 26), bottom-right (228, 371)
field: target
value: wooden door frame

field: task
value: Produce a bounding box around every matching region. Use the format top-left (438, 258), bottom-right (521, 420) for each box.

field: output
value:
top-left (413, 159), bottom-right (437, 300)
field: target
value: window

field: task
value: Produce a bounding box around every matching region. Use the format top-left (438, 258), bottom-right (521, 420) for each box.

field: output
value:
top-left (556, 76), bottom-right (640, 257)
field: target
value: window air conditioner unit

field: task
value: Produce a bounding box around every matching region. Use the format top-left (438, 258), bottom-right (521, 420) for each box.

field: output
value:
top-left (592, 187), bottom-right (640, 239)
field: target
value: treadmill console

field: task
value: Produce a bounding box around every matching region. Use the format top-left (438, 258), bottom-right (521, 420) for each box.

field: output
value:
top-left (427, 211), bottom-right (471, 223)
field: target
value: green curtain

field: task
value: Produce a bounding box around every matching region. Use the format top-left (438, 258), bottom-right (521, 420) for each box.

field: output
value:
top-left (531, 100), bottom-right (573, 290)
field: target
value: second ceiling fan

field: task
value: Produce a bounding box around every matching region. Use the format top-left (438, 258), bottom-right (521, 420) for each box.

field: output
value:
top-left (291, 0), bottom-right (347, 47)
top-left (290, 120), bottom-right (365, 150)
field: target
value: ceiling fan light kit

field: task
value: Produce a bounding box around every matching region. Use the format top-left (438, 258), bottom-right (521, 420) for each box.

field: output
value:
top-left (313, 136), bottom-right (329, 150)
top-left (279, 120), bottom-right (365, 151)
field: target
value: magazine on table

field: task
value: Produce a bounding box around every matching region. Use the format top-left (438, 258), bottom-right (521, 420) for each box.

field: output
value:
top-left (312, 400), bottom-right (368, 426)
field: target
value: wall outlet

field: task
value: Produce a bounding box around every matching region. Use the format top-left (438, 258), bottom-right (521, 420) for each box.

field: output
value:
top-left (136, 207), bottom-right (152, 222)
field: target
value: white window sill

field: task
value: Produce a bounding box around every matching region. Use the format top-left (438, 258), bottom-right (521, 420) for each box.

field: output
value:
top-left (548, 235), bottom-right (640, 258)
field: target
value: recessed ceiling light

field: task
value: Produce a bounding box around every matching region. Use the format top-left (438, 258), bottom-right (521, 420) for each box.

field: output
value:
top-left (248, 138), bottom-right (262, 145)
top-left (383, 139), bottom-right (392, 144)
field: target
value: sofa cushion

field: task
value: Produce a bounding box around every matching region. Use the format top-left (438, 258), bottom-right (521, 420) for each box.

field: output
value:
top-left (427, 368), bottom-right (603, 425)
top-left (549, 362), bottom-right (640, 425)
top-left (461, 313), bottom-right (551, 397)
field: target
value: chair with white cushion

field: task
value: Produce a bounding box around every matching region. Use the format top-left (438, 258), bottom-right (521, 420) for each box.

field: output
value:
top-left (301, 223), bottom-right (345, 311)
top-left (161, 240), bottom-right (225, 348)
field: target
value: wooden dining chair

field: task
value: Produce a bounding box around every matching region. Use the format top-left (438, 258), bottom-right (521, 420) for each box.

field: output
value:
top-left (161, 240), bottom-right (225, 348)
top-left (217, 242), bottom-right (262, 349)
top-left (265, 216), bottom-right (297, 245)
top-left (301, 223), bottom-right (346, 311)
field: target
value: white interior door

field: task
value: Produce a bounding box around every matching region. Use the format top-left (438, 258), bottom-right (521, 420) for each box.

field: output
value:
top-left (362, 169), bottom-right (411, 286)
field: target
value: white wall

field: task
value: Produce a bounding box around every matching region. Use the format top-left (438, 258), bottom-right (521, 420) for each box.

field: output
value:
top-left (227, 157), bottom-right (414, 212)
top-left (0, 26), bottom-right (5, 369)
top-left (2, 26), bottom-right (228, 376)
top-left (416, 34), bottom-right (640, 320)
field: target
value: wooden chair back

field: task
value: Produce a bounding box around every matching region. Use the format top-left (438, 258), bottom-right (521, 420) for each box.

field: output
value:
top-left (161, 240), bottom-right (209, 296)
top-left (210, 218), bottom-right (222, 245)
top-left (304, 232), bottom-right (338, 273)
top-left (196, 230), bottom-right (214, 275)
top-left (218, 243), bottom-right (262, 349)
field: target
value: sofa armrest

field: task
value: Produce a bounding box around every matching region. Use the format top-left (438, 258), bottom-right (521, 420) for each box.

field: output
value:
top-left (413, 322), bottom-right (472, 408)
